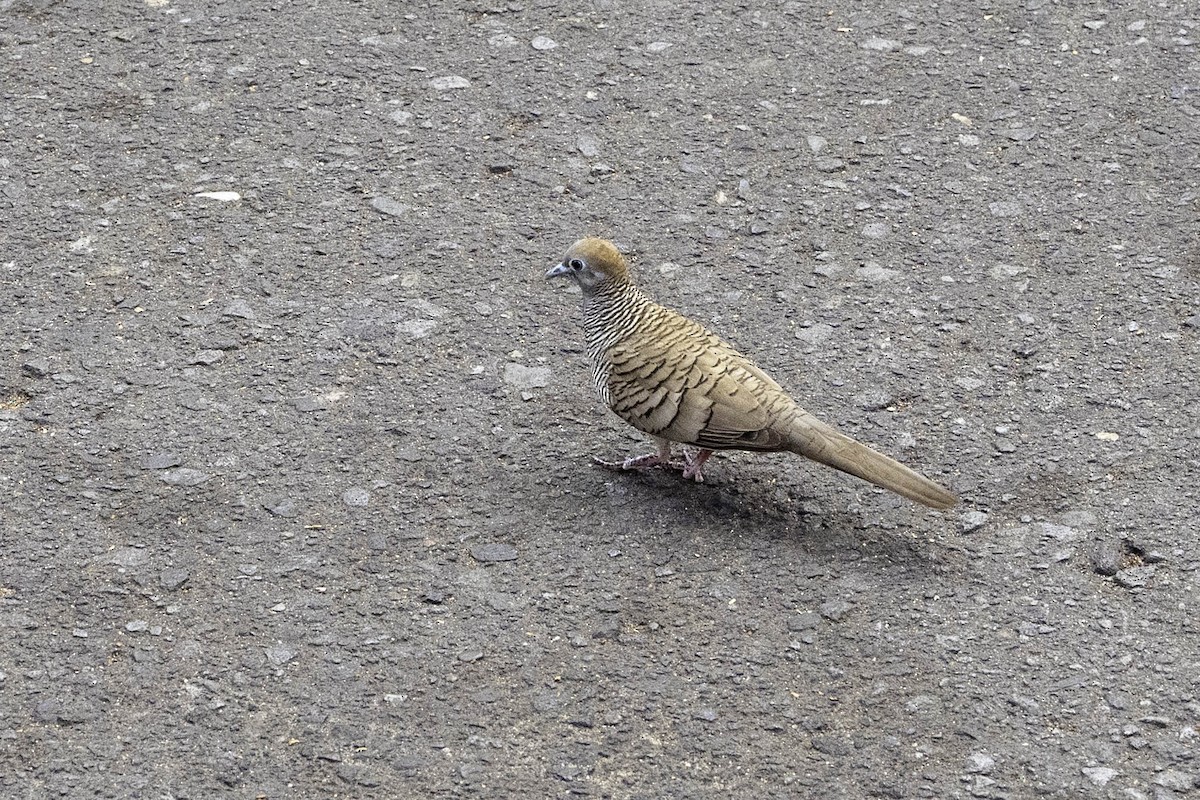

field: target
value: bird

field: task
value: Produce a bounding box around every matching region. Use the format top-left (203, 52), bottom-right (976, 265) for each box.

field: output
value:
top-left (545, 237), bottom-right (958, 509)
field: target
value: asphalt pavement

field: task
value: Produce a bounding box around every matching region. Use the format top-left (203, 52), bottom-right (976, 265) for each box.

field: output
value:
top-left (1, 2), bottom-right (1198, 797)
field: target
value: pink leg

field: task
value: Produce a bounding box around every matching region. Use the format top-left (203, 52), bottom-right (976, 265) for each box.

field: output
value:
top-left (593, 439), bottom-right (684, 473)
top-left (681, 449), bottom-right (713, 482)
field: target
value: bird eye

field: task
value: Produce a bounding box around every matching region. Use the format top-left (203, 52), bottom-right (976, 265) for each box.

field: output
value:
top-left (569, 259), bottom-right (584, 271)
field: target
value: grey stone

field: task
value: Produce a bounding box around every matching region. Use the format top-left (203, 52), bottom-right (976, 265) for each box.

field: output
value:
top-left (503, 363), bottom-right (551, 390)
top-left (222, 299), bottom-right (255, 319)
top-left (159, 468), bottom-right (209, 486)
top-left (860, 37), bottom-right (901, 51)
top-left (294, 396), bottom-right (328, 412)
top-left (1152, 770), bottom-right (1195, 791)
top-left (371, 196), bottom-right (408, 217)
top-left (1081, 766), bottom-right (1118, 786)
top-left (141, 452), bottom-right (183, 470)
top-left (861, 222), bottom-right (891, 239)
top-left (1092, 539), bottom-right (1121, 576)
top-left (1115, 565), bottom-right (1155, 588)
top-left (966, 752), bottom-right (995, 773)
top-left (429, 75), bottom-right (470, 90)
top-left (471, 543), bottom-right (518, 563)
top-left (852, 388), bottom-right (893, 411)
top-left (265, 498), bottom-right (299, 517)
top-left (191, 349), bottom-right (224, 365)
top-left (160, 567), bottom-right (191, 590)
top-left (960, 510), bottom-right (989, 533)
top-left (819, 599), bottom-right (853, 622)
top-left (265, 645), bottom-right (296, 666)
top-left (21, 359), bottom-right (50, 378)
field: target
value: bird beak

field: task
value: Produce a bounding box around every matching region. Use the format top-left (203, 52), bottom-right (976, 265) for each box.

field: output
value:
top-left (545, 262), bottom-right (571, 279)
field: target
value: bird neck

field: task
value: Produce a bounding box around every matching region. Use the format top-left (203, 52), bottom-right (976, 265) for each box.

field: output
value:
top-left (580, 281), bottom-right (650, 358)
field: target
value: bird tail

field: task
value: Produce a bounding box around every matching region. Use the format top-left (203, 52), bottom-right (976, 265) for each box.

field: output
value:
top-left (783, 412), bottom-right (958, 510)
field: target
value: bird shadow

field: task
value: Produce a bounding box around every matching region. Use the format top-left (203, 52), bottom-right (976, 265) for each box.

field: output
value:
top-left (583, 459), bottom-right (970, 582)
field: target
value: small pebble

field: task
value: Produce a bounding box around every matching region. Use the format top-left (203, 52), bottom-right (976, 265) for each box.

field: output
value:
top-left (194, 191), bottom-right (240, 202)
top-left (1003, 128), bottom-right (1037, 141)
top-left (503, 363), bottom-right (551, 390)
top-left (853, 388), bottom-right (894, 411)
top-left (371, 196), bottom-right (408, 217)
top-left (860, 37), bottom-right (901, 51)
top-left (160, 567), bottom-right (190, 590)
top-left (530, 36), bottom-right (557, 50)
top-left (1114, 565), bottom-right (1155, 589)
top-left (1152, 770), bottom-right (1195, 792)
top-left (576, 134), bottom-right (600, 157)
top-left (264, 498), bottom-right (299, 518)
top-left (470, 543), bottom-right (518, 563)
top-left (342, 487), bottom-right (370, 507)
top-left (265, 645), bottom-right (296, 666)
top-left (966, 752), bottom-right (995, 774)
top-left (960, 510), bottom-right (989, 533)
top-left (1037, 523), bottom-right (1079, 541)
top-left (1081, 766), bottom-right (1118, 787)
top-left (21, 359), bottom-right (50, 378)
top-left (811, 736), bottom-right (853, 756)
top-left (429, 75), bottom-right (470, 91)
top-left (141, 452), bottom-right (183, 470)
top-left (222, 299), bottom-right (255, 320)
top-left (1091, 539), bottom-right (1121, 576)
top-left (159, 468), bottom-right (209, 487)
top-left (819, 599), bottom-right (853, 622)
top-left (856, 263), bottom-right (899, 281)
top-left (110, 547), bottom-right (149, 567)
top-left (294, 396), bottom-right (328, 413)
top-left (190, 350), bottom-right (224, 366)
top-left (988, 200), bottom-right (1023, 217)
top-left (796, 323), bottom-right (835, 345)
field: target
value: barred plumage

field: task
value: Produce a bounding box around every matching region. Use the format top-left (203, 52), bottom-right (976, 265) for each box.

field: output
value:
top-left (546, 237), bottom-right (958, 509)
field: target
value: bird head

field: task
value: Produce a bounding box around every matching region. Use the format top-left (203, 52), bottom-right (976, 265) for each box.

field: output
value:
top-left (546, 237), bottom-right (631, 295)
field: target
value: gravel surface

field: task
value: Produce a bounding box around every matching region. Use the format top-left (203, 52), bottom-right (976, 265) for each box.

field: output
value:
top-left (2, 1), bottom-right (1198, 797)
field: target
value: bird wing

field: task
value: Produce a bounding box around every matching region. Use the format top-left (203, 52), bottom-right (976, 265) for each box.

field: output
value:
top-left (603, 309), bottom-right (792, 452)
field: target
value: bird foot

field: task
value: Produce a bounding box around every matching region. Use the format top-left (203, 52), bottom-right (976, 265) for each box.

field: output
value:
top-left (592, 453), bottom-right (686, 473)
top-left (592, 447), bottom-right (713, 483)
top-left (680, 448), bottom-right (712, 483)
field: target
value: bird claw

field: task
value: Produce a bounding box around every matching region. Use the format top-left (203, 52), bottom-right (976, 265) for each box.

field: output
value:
top-left (681, 447), bottom-right (711, 482)
top-left (592, 454), bottom-right (682, 473)
top-left (591, 451), bottom-right (708, 482)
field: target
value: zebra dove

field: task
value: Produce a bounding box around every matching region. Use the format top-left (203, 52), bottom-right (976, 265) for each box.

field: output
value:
top-left (546, 237), bottom-right (958, 509)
